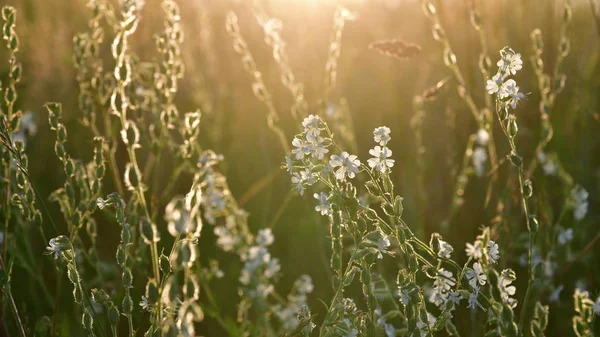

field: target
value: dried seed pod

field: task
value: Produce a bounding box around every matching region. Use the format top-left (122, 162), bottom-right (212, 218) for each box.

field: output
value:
top-left (369, 39), bottom-right (421, 60)
top-left (421, 77), bottom-right (450, 102)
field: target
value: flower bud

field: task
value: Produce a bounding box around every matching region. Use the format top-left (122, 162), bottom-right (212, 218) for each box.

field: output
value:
top-left (523, 180), bottom-right (533, 198)
top-left (507, 115), bottom-right (518, 139)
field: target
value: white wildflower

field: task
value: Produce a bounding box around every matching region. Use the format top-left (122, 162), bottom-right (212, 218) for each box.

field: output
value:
top-left (499, 79), bottom-right (525, 108)
top-left (465, 262), bottom-right (487, 289)
top-left (435, 269), bottom-right (456, 292)
top-left (300, 165), bottom-right (317, 186)
top-left (537, 152), bottom-right (558, 176)
top-left (295, 275), bottom-right (314, 294)
top-left (139, 296), bottom-right (150, 310)
top-left (549, 285), bottom-right (564, 303)
top-left (488, 241), bottom-right (500, 264)
top-left (45, 238), bottom-right (62, 260)
top-left (302, 114), bottom-right (321, 137)
top-left (20, 112), bottom-right (38, 136)
top-left (467, 287), bottom-right (486, 311)
top-left (375, 233), bottom-right (391, 259)
top-left (476, 128), bottom-right (490, 146)
top-left (572, 185), bottom-right (589, 221)
top-left (292, 137), bottom-right (312, 160)
top-left (291, 172), bottom-right (305, 195)
top-left (214, 226), bottom-right (237, 252)
top-left (438, 240), bottom-right (453, 259)
top-left (499, 269), bottom-right (517, 308)
top-left (557, 228), bottom-right (573, 245)
top-left (367, 146), bottom-right (395, 173)
top-left (593, 297), bottom-right (600, 316)
top-left (448, 291), bottom-right (462, 307)
top-left (373, 126), bottom-right (391, 146)
top-left (257, 228), bottom-right (274, 247)
top-left (465, 240), bottom-right (484, 260)
top-left (497, 49), bottom-right (523, 75)
top-left (329, 152), bottom-right (360, 181)
top-left (486, 73), bottom-right (504, 95)
top-left (264, 258), bottom-right (281, 278)
top-left (472, 147), bottom-right (487, 177)
top-left (284, 155), bottom-right (294, 173)
top-left (314, 192), bottom-right (332, 216)
top-left (309, 136), bottom-right (329, 160)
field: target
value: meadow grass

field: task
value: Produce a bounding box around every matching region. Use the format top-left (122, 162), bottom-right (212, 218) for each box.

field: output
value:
top-left (0, 0), bottom-right (599, 336)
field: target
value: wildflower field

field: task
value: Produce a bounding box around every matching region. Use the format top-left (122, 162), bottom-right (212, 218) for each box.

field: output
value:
top-left (0, 0), bottom-right (599, 336)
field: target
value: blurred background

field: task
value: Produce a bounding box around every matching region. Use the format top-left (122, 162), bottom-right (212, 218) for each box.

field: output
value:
top-left (0, 0), bottom-right (599, 335)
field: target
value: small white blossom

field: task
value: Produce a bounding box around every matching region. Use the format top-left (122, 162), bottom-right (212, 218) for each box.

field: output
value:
top-left (329, 152), bottom-right (360, 181)
top-left (499, 270), bottom-right (517, 308)
top-left (435, 269), bottom-right (456, 292)
top-left (300, 165), bottom-right (317, 186)
top-left (314, 192), bottom-right (332, 216)
top-left (593, 297), bottom-right (600, 316)
top-left (291, 172), bottom-right (305, 195)
top-left (497, 49), bottom-right (523, 75)
top-left (557, 228), bottom-right (574, 245)
top-left (295, 275), bottom-right (314, 294)
top-left (21, 112), bottom-right (38, 136)
top-left (466, 240), bottom-right (484, 260)
top-left (572, 185), bottom-right (589, 221)
top-left (264, 258), bottom-right (281, 278)
top-left (284, 155), bottom-right (294, 173)
top-left (438, 240), bottom-right (453, 259)
top-left (537, 152), bottom-right (558, 176)
top-left (367, 146), bottom-right (395, 173)
top-left (375, 233), bottom-right (391, 259)
top-left (549, 285), bottom-right (564, 303)
top-left (486, 73), bottom-right (504, 95)
top-left (257, 228), bottom-right (274, 247)
top-left (292, 137), bottom-right (312, 160)
top-left (45, 239), bottom-right (62, 260)
top-left (309, 136), bottom-right (329, 160)
top-left (448, 291), bottom-right (462, 307)
top-left (488, 241), bottom-right (500, 264)
top-left (499, 79), bottom-right (525, 108)
top-left (465, 262), bottom-right (487, 289)
top-left (302, 114), bottom-right (321, 137)
top-left (476, 128), bottom-right (490, 146)
top-left (373, 126), bottom-right (391, 146)
top-left (139, 296), bottom-right (150, 310)
top-left (472, 147), bottom-right (487, 177)
top-left (467, 287), bottom-right (486, 311)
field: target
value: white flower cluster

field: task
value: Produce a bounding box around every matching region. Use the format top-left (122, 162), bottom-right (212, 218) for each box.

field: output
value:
top-left (429, 268), bottom-right (460, 309)
top-left (571, 185), bottom-right (589, 221)
top-left (288, 115), bottom-right (335, 195)
top-left (273, 275), bottom-right (314, 330)
top-left (537, 152), bottom-right (558, 176)
top-left (214, 214), bottom-right (243, 252)
top-left (367, 127), bottom-right (395, 173)
top-left (465, 237), bottom-right (499, 264)
top-left (239, 228), bottom-right (281, 298)
top-left (330, 151), bottom-right (361, 181)
top-left (463, 230), bottom-right (517, 310)
top-left (472, 128), bottom-right (489, 177)
top-left (486, 47), bottom-right (526, 109)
